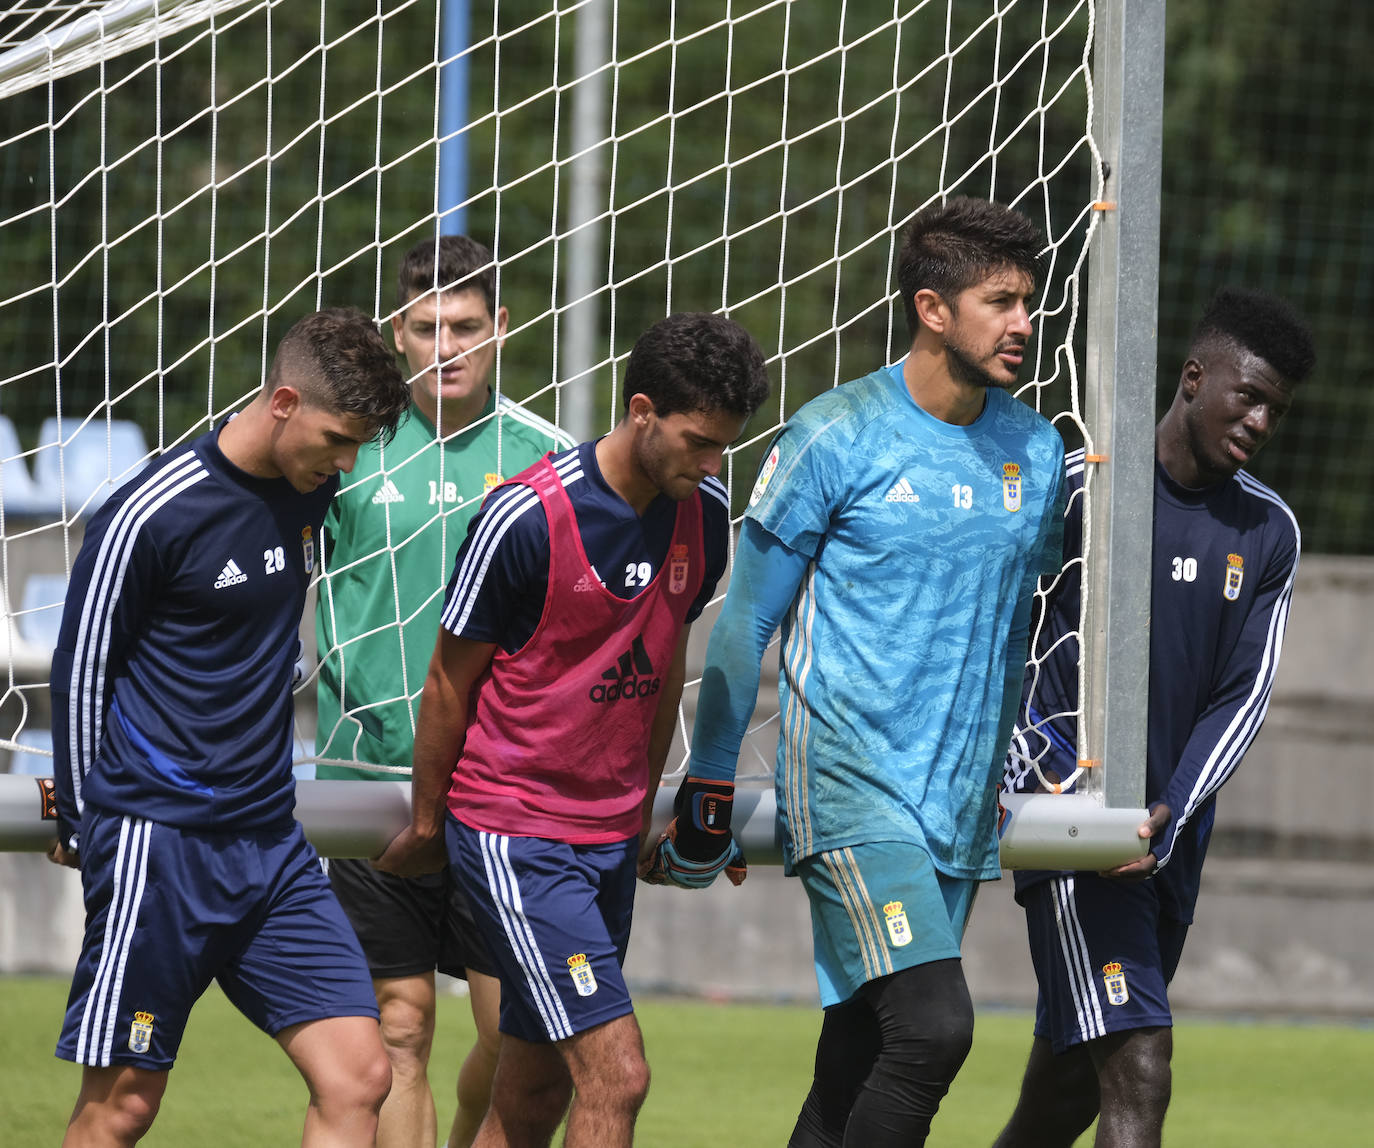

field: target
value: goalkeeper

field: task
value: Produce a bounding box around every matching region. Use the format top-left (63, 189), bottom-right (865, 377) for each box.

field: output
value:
top-left (315, 235), bottom-right (572, 1148)
top-left (993, 289), bottom-right (1316, 1148)
top-left (374, 312), bottom-right (769, 1148)
top-left (681, 197), bottom-right (1066, 1147)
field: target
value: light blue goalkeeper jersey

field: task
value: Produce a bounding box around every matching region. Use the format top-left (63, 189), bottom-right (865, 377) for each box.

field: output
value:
top-left (748, 363), bottom-right (1065, 879)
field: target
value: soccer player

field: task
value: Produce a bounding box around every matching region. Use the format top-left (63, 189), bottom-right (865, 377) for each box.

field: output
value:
top-left (663, 196), bottom-right (1067, 1146)
top-left (45, 308), bottom-right (412, 1147)
top-left (315, 235), bottom-right (573, 1148)
top-left (993, 288), bottom-right (1316, 1148)
top-left (374, 311), bottom-right (770, 1148)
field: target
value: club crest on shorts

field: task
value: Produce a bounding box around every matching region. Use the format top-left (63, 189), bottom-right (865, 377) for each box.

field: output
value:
top-left (567, 953), bottom-right (598, 997)
top-left (129, 1010), bottom-right (155, 1054)
top-left (668, 544), bottom-right (690, 594)
top-left (1223, 552), bottom-right (1244, 601)
top-left (301, 526), bottom-right (315, 573)
top-left (882, 901), bottom-right (913, 948)
top-left (1002, 462), bottom-right (1022, 512)
top-left (749, 444), bottom-right (780, 508)
top-left (1102, 962), bottom-right (1129, 1006)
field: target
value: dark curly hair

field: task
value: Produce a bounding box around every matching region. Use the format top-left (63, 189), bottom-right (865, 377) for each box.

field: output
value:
top-left (1189, 288), bottom-right (1316, 384)
top-left (896, 196), bottom-right (1046, 340)
top-left (623, 312), bottom-right (770, 419)
top-left (267, 307), bottom-right (411, 444)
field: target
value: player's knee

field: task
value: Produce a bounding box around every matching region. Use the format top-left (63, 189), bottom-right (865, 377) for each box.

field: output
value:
top-left (1096, 1029), bottom-right (1172, 1122)
top-left (101, 1089), bottom-right (162, 1142)
top-left (886, 983), bottom-right (975, 1082)
top-left (377, 995), bottom-right (435, 1076)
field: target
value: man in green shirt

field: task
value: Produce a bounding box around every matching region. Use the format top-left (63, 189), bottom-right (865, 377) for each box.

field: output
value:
top-left (315, 235), bottom-right (573, 1148)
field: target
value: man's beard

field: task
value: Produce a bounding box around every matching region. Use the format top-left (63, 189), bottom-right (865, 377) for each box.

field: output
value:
top-left (944, 335), bottom-right (1016, 390)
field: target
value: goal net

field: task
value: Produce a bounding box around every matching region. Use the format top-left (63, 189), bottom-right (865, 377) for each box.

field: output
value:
top-left (0, 1), bottom-right (1148, 855)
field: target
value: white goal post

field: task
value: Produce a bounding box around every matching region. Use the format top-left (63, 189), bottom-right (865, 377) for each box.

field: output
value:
top-left (0, 0), bottom-right (1160, 867)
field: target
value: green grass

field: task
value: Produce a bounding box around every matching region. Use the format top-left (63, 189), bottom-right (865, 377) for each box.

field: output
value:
top-left (3, 975), bottom-right (1371, 1145)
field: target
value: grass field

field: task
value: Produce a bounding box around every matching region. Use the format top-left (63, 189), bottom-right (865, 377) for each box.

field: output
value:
top-left (3, 975), bottom-right (1370, 1145)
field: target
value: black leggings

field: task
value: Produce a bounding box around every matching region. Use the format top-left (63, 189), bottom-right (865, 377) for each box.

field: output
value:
top-left (789, 958), bottom-right (974, 1148)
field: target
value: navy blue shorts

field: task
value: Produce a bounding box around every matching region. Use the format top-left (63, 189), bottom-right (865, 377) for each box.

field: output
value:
top-left (57, 807), bottom-right (378, 1070)
top-left (447, 816), bottom-right (636, 1044)
top-left (1023, 872), bottom-right (1188, 1054)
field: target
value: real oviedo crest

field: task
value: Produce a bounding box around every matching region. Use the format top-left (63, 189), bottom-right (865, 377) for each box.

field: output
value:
top-left (1102, 961), bottom-right (1129, 1006)
top-left (301, 525), bottom-right (315, 573)
top-left (129, 1010), bottom-right (155, 1054)
top-left (567, 953), bottom-right (598, 997)
top-left (1223, 552), bottom-right (1244, 601)
top-left (883, 900), bottom-right (913, 948)
top-left (1002, 462), bottom-right (1022, 512)
top-left (668, 543), bottom-right (690, 595)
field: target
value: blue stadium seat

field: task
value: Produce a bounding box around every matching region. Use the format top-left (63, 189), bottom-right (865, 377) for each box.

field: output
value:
top-left (293, 736), bottom-right (317, 781)
top-left (0, 414), bottom-right (60, 517)
top-left (9, 727), bottom-right (53, 777)
top-left (31, 417), bottom-right (150, 517)
top-left (17, 574), bottom-right (68, 653)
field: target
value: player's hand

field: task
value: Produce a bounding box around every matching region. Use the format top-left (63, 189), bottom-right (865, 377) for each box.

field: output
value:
top-left (46, 837), bottom-right (80, 870)
top-left (639, 777), bottom-right (748, 889)
top-left (1100, 802), bottom-right (1172, 880)
top-left (371, 824), bottom-right (446, 878)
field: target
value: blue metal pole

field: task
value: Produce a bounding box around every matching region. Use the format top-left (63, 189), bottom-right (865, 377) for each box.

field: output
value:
top-left (438, 0), bottom-right (470, 235)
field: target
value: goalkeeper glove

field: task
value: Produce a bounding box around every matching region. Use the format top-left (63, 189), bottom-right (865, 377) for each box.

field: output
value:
top-left (643, 777), bottom-right (748, 889)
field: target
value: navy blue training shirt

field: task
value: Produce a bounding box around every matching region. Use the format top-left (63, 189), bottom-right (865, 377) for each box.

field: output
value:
top-left (1004, 447), bottom-right (1300, 922)
top-left (51, 421), bottom-right (335, 848)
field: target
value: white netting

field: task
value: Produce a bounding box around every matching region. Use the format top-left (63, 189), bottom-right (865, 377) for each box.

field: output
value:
top-left (0, 0), bottom-right (1102, 787)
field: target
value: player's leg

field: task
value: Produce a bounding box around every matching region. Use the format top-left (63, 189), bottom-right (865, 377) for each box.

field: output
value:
top-left (993, 874), bottom-right (1176, 1148)
top-left (475, 1033), bottom-right (573, 1148)
top-left (992, 1035), bottom-right (1100, 1148)
top-left (61, 1065), bottom-right (168, 1146)
top-left (327, 856), bottom-right (450, 1147)
top-left (557, 1012), bottom-right (651, 1148)
top-left (450, 969), bottom-right (502, 1148)
top-left (447, 819), bottom-right (648, 1147)
top-left (436, 863), bottom-right (504, 1148)
top-left (791, 843), bottom-right (976, 1146)
top-left (222, 825), bottom-right (387, 1145)
top-left (277, 1015), bottom-right (392, 1146)
top-left (789, 994), bottom-right (881, 1147)
top-left (372, 972), bottom-right (440, 1145)
top-left (842, 958), bottom-right (974, 1146)
top-left (1086, 1027), bottom-right (1172, 1148)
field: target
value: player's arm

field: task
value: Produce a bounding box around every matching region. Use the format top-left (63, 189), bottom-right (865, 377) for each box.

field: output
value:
top-left (1139, 531), bottom-right (1300, 875)
top-left (639, 626), bottom-right (692, 846)
top-left (372, 628), bottom-right (496, 877)
top-left (641, 518), bottom-right (808, 888)
top-left (48, 503), bottom-right (161, 868)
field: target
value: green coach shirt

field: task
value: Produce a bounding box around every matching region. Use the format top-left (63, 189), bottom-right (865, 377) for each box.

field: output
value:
top-left (314, 391), bottom-right (573, 779)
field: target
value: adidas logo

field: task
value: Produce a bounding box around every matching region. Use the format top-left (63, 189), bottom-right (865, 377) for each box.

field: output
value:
top-left (588, 634), bottom-right (661, 703)
top-left (884, 477), bottom-right (920, 503)
top-left (214, 559), bottom-right (247, 589)
top-left (573, 573), bottom-right (599, 593)
top-left (371, 479), bottom-right (405, 505)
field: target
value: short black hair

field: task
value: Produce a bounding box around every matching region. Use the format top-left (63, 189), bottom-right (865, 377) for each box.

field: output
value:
top-left (268, 307), bottom-right (411, 444)
top-left (1189, 287), bottom-right (1316, 384)
top-left (896, 196), bottom-right (1045, 339)
top-left (623, 312), bottom-right (770, 419)
top-left (395, 234), bottom-right (497, 317)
